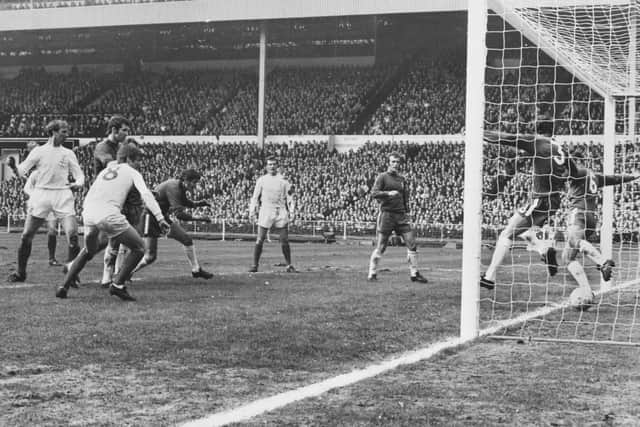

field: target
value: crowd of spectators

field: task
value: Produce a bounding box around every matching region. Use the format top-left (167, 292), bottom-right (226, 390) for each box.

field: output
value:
top-left (3, 139), bottom-right (640, 240)
top-left (0, 61), bottom-right (628, 137)
top-left (365, 54), bottom-right (466, 135)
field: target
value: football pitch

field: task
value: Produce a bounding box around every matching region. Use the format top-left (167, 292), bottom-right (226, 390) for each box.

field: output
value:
top-left (1, 234), bottom-right (640, 426)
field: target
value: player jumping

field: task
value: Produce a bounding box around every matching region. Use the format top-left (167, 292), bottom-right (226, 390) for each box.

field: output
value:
top-left (480, 120), bottom-right (578, 290)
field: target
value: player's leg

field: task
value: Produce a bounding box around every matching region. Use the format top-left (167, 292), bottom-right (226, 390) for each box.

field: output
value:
top-left (101, 239), bottom-right (118, 286)
top-left (46, 216), bottom-right (60, 266)
top-left (132, 237), bottom-right (158, 274)
top-left (574, 211), bottom-right (614, 282)
top-left (276, 226), bottom-right (295, 272)
top-left (9, 214), bottom-right (45, 282)
top-left (250, 226), bottom-right (269, 272)
top-left (401, 227), bottom-right (428, 283)
top-left (168, 222), bottom-right (213, 279)
top-left (369, 212), bottom-right (393, 281)
top-left (108, 226), bottom-right (146, 301)
top-left (56, 226), bottom-right (106, 298)
top-left (368, 232), bottom-right (390, 281)
top-left (481, 212), bottom-right (531, 289)
top-left (563, 212), bottom-right (592, 292)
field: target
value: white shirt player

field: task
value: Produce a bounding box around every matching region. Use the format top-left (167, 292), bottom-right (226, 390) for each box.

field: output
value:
top-left (17, 141), bottom-right (84, 189)
top-left (249, 173), bottom-right (292, 214)
top-left (83, 161), bottom-right (164, 222)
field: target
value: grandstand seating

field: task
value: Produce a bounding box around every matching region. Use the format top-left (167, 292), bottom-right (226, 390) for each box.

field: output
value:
top-left (3, 140), bottom-right (638, 241)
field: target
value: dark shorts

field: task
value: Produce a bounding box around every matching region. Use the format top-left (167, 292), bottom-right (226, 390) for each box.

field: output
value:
top-left (140, 211), bottom-right (171, 238)
top-left (140, 211), bottom-right (192, 246)
top-left (123, 203), bottom-right (145, 230)
top-left (377, 211), bottom-right (412, 235)
top-left (515, 194), bottom-right (561, 228)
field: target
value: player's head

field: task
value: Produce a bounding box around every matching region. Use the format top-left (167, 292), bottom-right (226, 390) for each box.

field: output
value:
top-left (266, 156), bottom-right (278, 175)
top-left (388, 152), bottom-right (404, 173)
top-left (535, 118), bottom-right (554, 136)
top-left (107, 115), bottom-right (132, 143)
top-left (116, 143), bottom-right (144, 169)
top-left (45, 120), bottom-right (69, 146)
top-left (180, 168), bottom-right (202, 190)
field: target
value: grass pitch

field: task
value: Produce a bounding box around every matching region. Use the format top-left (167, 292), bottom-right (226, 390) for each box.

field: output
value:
top-left (1, 234), bottom-right (639, 426)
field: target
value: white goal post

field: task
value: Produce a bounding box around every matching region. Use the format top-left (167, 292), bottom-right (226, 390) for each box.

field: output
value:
top-left (462, 0), bottom-right (640, 343)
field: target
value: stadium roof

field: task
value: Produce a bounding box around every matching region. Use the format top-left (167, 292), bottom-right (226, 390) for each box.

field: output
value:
top-left (0, 0), bottom-right (467, 31)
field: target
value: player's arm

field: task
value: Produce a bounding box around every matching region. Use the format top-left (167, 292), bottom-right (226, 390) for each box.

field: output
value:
top-left (67, 152), bottom-right (85, 190)
top-left (371, 174), bottom-right (395, 200)
top-left (483, 129), bottom-right (536, 153)
top-left (23, 172), bottom-right (37, 197)
top-left (249, 178), bottom-right (262, 217)
top-left (14, 148), bottom-right (40, 178)
top-left (596, 172), bottom-right (640, 187)
top-left (131, 171), bottom-right (166, 223)
top-left (286, 182), bottom-right (295, 218)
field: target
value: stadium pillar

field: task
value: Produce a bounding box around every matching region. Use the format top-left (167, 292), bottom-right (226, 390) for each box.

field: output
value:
top-left (460, 0), bottom-right (487, 340)
top-left (257, 21), bottom-right (267, 149)
top-left (601, 96), bottom-right (615, 263)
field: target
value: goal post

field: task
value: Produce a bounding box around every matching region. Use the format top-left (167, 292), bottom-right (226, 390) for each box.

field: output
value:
top-left (464, 0), bottom-right (640, 344)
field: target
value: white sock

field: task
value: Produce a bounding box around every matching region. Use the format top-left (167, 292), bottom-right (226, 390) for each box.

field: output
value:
top-left (578, 240), bottom-right (606, 266)
top-left (407, 250), bottom-right (418, 276)
top-left (369, 249), bottom-right (381, 276)
top-left (485, 236), bottom-right (512, 282)
top-left (184, 245), bottom-right (200, 272)
top-left (567, 260), bottom-right (592, 292)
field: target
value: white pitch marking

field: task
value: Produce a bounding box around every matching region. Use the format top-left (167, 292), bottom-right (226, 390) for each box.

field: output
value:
top-left (0, 282), bottom-right (49, 289)
top-left (182, 284), bottom-right (610, 427)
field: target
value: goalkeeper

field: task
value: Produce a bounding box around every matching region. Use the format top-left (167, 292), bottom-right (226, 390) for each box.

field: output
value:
top-left (563, 151), bottom-right (640, 290)
top-left (480, 120), bottom-right (578, 290)
top-left (132, 168), bottom-right (214, 279)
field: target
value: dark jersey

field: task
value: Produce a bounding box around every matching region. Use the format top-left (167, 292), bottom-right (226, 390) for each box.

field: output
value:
top-left (485, 132), bottom-right (576, 198)
top-left (93, 139), bottom-right (119, 176)
top-left (154, 179), bottom-right (197, 221)
top-left (371, 171), bottom-right (408, 214)
top-left (568, 168), bottom-right (636, 212)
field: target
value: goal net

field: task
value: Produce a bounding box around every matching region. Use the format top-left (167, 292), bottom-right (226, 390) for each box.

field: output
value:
top-left (475, 0), bottom-right (640, 344)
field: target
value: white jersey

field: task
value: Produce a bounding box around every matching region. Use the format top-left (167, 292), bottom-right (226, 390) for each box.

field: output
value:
top-left (23, 171), bottom-right (37, 197)
top-left (17, 141), bottom-right (84, 190)
top-left (83, 161), bottom-right (163, 221)
top-left (250, 173), bottom-right (291, 214)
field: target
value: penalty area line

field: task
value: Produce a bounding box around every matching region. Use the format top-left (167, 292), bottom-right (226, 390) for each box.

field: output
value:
top-left (180, 280), bottom-right (615, 427)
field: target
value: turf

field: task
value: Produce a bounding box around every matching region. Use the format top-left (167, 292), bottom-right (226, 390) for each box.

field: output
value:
top-left (1, 234), bottom-right (639, 426)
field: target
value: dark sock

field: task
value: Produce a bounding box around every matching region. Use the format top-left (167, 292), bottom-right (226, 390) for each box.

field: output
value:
top-left (17, 237), bottom-right (32, 277)
top-left (67, 235), bottom-right (80, 262)
top-left (64, 249), bottom-right (90, 289)
top-left (282, 242), bottom-right (291, 265)
top-left (48, 234), bottom-right (57, 260)
top-left (253, 242), bottom-right (263, 267)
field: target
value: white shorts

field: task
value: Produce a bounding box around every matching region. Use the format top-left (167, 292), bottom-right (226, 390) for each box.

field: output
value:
top-left (258, 207), bottom-right (289, 229)
top-left (27, 188), bottom-right (75, 220)
top-left (83, 211), bottom-right (130, 239)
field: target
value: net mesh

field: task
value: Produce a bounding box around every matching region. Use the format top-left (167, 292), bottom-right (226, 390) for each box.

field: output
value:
top-left (481, 0), bottom-right (640, 344)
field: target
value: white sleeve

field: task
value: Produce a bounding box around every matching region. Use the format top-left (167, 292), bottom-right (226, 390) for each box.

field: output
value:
top-left (17, 148), bottom-right (39, 177)
top-left (24, 172), bottom-right (37, 196)
top-left (249, 177), bottom-right (262, 214)
top-left (131, 169), bottom-right (164, 222)
top-left (67, 150), bottom-right (85, 187)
